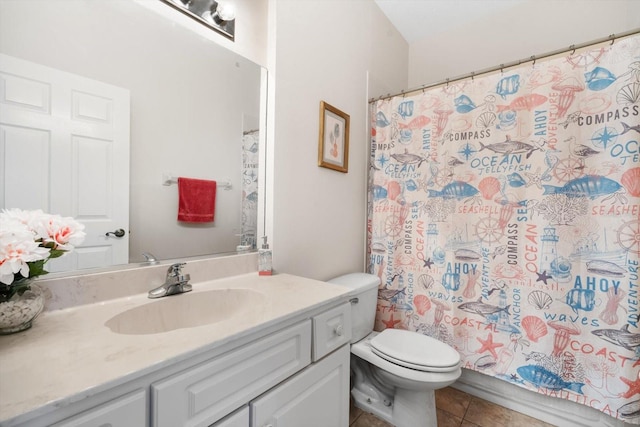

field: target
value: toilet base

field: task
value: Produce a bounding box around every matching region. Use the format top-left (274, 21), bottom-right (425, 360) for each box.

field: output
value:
top-left (351, 387), bottom-right (437, 427)
top-left (351, 356), bottom-right (439, 427)
top-left (351, 385), bottom-right (393, 422)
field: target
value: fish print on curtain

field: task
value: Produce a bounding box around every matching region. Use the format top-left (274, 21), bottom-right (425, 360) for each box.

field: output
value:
top-left (367, 34), bottom-right (640, 422)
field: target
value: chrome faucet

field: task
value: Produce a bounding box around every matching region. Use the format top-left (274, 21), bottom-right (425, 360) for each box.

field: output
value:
top-left (148, 262), bottom-right (192, 299)
top-left (142, 252), bottom-right (158, 264)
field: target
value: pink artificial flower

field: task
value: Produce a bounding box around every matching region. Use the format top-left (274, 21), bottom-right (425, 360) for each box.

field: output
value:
top-left (0, 209), bottom-right (85, 286)
top-left (0, 222), bottom-right (50, 285)
top-left (35, 214), bottom-right (86, 251)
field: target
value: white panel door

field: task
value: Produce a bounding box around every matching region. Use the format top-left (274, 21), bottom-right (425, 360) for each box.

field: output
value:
top-left (0, 53), bottom-right (130, 271)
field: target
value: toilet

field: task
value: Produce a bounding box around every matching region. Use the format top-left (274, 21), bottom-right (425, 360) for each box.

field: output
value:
top-left (329, 273), bottom-right (461, 427)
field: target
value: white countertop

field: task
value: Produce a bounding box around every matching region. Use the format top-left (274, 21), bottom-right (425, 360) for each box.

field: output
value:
top-left (0, 273), bottom-right (350, 425)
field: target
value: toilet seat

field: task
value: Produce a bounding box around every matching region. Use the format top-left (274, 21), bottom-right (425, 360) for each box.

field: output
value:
top-left (351, 331), bottom-right (462, 386)
top-left (370, 329), bottom-right (460, 372)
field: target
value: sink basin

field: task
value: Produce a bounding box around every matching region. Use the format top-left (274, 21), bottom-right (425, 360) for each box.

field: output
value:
top-left (105, 289), bottom-right (266, 335)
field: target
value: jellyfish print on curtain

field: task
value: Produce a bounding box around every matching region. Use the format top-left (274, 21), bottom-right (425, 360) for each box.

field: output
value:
top-left (367, 34), bottom-right (640, 423)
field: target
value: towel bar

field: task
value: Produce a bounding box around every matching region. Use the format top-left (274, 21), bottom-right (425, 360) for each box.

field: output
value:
top-left (162, 173), bottom-right (232, 190)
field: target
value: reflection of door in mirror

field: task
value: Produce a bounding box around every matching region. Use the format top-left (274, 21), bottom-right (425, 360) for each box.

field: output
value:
top-left (0, 53), bottom-right (130, 272)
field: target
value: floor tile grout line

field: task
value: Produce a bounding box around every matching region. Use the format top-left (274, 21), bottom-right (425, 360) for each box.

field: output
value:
top-left (462, 395), bottom-right (476, 426)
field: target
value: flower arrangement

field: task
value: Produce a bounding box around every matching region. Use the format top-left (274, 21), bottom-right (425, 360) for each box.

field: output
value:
top-left (0, 209), bottom-right (86, 302)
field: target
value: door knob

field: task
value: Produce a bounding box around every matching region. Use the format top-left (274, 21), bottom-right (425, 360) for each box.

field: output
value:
top-left (105, 228), bottom-right (126, 238)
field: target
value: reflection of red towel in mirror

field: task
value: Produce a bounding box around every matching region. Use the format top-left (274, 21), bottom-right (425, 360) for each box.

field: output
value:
top-left (177, 177), bottom-right (217, 223)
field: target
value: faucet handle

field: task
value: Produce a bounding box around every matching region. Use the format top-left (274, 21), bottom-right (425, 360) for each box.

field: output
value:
top-left (167, 262), bottom-right (186, 276)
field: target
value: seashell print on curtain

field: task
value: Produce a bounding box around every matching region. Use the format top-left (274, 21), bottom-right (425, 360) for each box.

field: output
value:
top-left (367, 34), bottom-right (640, 422)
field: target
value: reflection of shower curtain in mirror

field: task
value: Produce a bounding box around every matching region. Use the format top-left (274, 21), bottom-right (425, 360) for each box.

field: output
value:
top-left (242, 131), bottom-right (259, 249)
top-left (367, 34), bottom-right (640, 422)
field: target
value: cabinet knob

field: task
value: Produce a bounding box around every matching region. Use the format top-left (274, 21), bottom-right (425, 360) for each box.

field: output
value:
top-left (334, 324), bottom-right (344, 336)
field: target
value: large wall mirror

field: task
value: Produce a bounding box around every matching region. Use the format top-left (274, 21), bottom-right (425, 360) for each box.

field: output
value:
top-left (0, 0), bottom-right (264, 275)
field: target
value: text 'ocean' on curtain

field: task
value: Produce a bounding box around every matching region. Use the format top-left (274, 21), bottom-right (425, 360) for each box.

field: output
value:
top-left (367, 35), bottom-right (640, 422)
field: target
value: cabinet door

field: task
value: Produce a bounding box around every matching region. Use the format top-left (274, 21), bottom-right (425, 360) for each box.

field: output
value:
top-left (251, 345), bottom-right (350, 427)
top-left (152, 321), bottom-right (311, 427)
top-left (51, 389), bottom-right (146, 427)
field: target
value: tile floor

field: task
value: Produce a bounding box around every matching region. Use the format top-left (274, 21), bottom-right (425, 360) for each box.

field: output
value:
top-left (349, 386), bottom-right (556, 427)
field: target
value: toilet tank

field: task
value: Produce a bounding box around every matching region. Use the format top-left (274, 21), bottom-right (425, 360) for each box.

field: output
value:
top-left (328, 273), bottom-right (380, 342)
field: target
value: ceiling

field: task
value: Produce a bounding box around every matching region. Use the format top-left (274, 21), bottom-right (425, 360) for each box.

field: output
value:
top-left (374, 0), bottom-right (527, 44)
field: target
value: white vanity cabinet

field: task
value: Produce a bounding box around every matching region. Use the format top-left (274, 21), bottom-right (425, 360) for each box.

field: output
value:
top-left (2, 295), bottom-right (352, 427)
top-left (152, 302), bottom-right (352, 427)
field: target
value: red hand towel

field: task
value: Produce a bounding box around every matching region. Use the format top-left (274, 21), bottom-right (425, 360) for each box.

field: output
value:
top-left (177, 177), bottom-right (217, 223)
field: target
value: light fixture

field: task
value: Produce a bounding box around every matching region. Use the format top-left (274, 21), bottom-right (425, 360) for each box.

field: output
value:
top-left (202, 1), bottom-right (236, 25)
top-left (161, 0), bottom-right (236, 41)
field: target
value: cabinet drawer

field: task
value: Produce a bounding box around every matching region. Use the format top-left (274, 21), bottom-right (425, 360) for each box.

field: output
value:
top-left (52, 389), bottom-right (146, 427)
top-left (152, 320), bottom-right (311, 427)
top-left (312, 302), bottom-right (351, 361)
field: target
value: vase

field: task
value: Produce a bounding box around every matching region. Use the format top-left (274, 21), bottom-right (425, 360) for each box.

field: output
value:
top-left (0, 282), bottom-right (45, 335)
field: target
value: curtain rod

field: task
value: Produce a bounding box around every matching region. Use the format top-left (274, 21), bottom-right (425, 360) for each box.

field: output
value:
top-left (370, 28), bottom-right (640, 103)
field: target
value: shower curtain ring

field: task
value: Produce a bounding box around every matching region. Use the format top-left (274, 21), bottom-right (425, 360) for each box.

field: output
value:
top-left (570, 44), bottom-right (576, 55)
top-left (446, 78), bottom-right (450, 87)
top-left (500, 64), bottom-right (504, 75)
top-left (531, 55), bottom-right (536, 66)
top-left (609, 34), bottom-right (615, 45)
top-left (471, 72), bottom-right (475, 81)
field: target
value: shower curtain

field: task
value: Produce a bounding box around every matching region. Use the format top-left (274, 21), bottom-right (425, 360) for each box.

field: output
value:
top-left (367, 34), bottom-right (640, 422)
top-left (241, 130), bottom-right (259, 249)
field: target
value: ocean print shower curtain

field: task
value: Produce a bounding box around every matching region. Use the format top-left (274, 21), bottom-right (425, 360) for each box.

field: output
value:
top-left (367, 34), bottom-right (640, 422)
top-left (241, 130), bottom-right (259, 249)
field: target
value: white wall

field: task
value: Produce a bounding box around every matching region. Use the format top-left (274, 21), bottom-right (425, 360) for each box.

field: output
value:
top-left (268, 0), bottom-right (408, 280)
top-left (408, 0), bottom-right (640, 87)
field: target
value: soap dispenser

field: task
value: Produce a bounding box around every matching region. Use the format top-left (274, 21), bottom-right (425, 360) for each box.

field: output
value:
top-left (258, 236), bottom-right (272, 276)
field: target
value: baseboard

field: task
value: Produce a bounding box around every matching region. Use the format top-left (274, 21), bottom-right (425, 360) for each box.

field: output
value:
top-left (452, 369), bottom-right (633, 427)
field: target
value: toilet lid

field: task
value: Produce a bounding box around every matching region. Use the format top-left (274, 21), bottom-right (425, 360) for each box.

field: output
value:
top-left (370, 329), bottom-right (460, 372)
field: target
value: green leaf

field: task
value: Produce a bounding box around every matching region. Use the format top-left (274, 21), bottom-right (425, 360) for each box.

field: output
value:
top-left (49, 249), bottom-right (65, 259)
top-left (28, 260), bottom-right (48, 277)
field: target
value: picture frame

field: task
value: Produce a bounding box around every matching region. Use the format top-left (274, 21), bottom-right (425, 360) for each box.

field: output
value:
top-left (318, 101), bottom-right (350, 173)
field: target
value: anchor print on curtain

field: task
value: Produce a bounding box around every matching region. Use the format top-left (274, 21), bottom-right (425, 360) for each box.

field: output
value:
top-left (367, 34), bottom-right (640, 422)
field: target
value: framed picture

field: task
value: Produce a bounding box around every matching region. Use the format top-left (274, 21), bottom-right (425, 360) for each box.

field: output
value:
top-left (318, 101), bottom-right (350, 173)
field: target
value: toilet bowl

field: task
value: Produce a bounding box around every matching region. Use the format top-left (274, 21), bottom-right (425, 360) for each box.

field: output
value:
top-left (351, 330), bottom-right (461, 427)
top-left (328, 273), bottom-right (461, 427)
